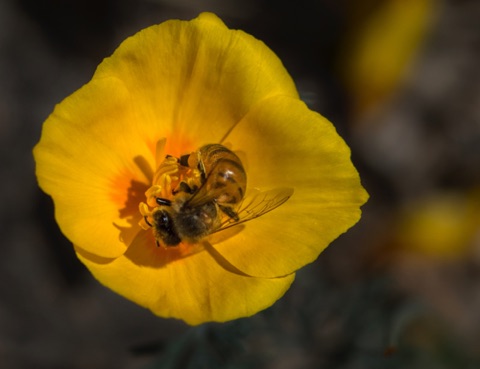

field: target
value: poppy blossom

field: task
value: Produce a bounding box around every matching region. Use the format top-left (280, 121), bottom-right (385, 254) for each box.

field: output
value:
top-left (33, 13), bottom-right (368, 325)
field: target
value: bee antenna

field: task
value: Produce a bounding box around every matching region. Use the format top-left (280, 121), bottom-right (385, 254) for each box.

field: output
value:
top-left (156, 198), bottom-right (172, 206)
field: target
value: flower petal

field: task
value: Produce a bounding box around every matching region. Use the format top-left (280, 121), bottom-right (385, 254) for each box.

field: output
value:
top-left (212, 95), bottom-right (369, 278)
top-left (34, 77), bottom-right (153, 258)
top-left (94, 12), bottom-right (298, 149)
top-left (75, 231), bottom-right (295, 325)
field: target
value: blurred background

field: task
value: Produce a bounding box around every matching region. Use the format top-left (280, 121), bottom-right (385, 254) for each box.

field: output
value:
top-left (2, 0), bottom-right (480, 368)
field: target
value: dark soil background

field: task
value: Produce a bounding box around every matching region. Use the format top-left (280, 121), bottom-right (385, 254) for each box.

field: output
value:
top-left (1, 0), bottom-right (480, 368)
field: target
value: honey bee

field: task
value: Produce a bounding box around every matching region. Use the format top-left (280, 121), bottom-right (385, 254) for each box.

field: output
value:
top-left (145, 144), bottom-right (293, 247)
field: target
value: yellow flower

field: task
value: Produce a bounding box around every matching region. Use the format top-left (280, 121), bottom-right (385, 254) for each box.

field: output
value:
top-left (33, 13), bottom-right (368, 325)
top-left (395, 191), bottom-right (480, 260)
top-left (340, 0), bottom-right (436, 118)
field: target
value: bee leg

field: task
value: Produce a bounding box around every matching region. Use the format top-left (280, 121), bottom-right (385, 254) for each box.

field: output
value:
top-left (144, 216), bottom-right (153, 227)
top-left (197, 153), bottom-right (207, 183)
top-left (180, 181), bottom-right (198, 194)
top-left (171, 181), bottom-right (195, 195)
top-left (165, 154), bottom-right (179, 161)
top-left (179, 153), bottom-right (190, 167)
top-left (218, 204), bottom-right (239, 221)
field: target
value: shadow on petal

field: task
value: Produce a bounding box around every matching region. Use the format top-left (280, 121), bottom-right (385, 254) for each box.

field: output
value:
top-left (115, 223), bottom-right (260, 278)
top-left (123, 230), bottom-right (205, 268)
top-left (75, 246), bottom-right (117, 265)
top-left (115, 179), bottom-right (149, 248)
top-left (203, 241), bottom-right (251, 277)
top-left (133, 155), bottom-right (154, 183)
top-left (206, 224), bottom-right (245, 245)
top-left (118, 180), bottom-right (148, 218)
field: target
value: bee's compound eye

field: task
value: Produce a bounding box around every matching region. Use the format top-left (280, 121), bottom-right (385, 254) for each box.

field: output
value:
top-left (153, 209), bottom-right (182, 247)
top-left (156, 198), bottom-right (172, 206)
top-left (153, 209), bottom-right (173, 228)
top-left (159, 212), bottom-right (170, 224)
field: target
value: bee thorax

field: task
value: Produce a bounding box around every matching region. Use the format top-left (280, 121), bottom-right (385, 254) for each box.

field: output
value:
top-left (174, 202), bottom-right (219, 240)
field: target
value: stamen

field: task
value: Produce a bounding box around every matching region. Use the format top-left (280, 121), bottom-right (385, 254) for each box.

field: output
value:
top-left (152, 156), bottom-right (179, 191)
top-left (138, 202), bottom-right (153, 230)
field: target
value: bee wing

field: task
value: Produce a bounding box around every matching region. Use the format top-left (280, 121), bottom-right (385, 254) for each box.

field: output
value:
top-left (214, 187), bottom-right (294, 232)
top-left (184, 183), bottom-right (218, 208)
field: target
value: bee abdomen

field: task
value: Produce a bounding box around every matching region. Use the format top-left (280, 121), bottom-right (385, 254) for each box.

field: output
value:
top-left (201, 145), bottom-right (246, 199)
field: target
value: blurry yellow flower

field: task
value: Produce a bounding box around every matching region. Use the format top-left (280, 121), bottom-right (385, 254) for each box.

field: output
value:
top-left (396, 191), bottom-right (480, 259)
top-left (33, 13), bottom-right (368, 325)
top-left (340, 0), bottom-right (436, 118)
